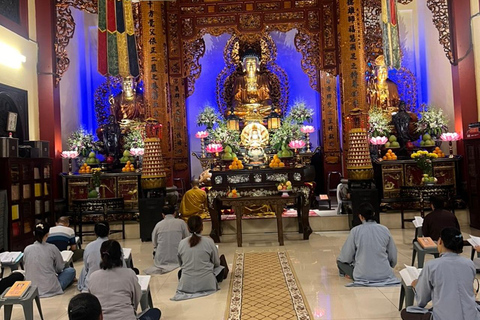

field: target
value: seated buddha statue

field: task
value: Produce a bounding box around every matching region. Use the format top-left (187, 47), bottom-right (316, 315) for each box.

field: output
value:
top-left (367, 55), bottom-right (400, 116)
top-left (232, 53), bottom-right (272, 122)
top-left (241, 122), bottom-right (269, 165)
top-left (112, 77), bottom-right (145, 123)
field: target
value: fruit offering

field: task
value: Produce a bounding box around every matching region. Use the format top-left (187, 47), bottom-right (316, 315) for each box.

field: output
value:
top-left (277, 143), bottom-right (294, 158)
top-left (385, 135), bottom-right (400, 148)
top-left (222, 146), bottom-right (237, 161)
top-left (277, 180), bottom-right (292, 191)
top-left (433, 146), bottom-right (445, 157)
top-left (269, 154), bottom-right (285, 168)
top-left (86, 152), bottom-right (100, 165)
top-left (420, 133), bottom-right (436, 147)
top-left (229, 157), bottom-right (244, 170)
top-left (227, 188), bottom-right (239, 198)
top-left (120, 150), bottom-right (135, 164)
top-left (122, 161), bottom-right (135, 172)
top-left (382, 149), bottom-right (397, 161)
top-left (78, 163), bottom-right (92, 174)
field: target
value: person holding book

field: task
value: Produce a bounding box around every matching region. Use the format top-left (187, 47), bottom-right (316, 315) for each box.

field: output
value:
top-left (68, 293), bottom-right (103, 320)
top-left (77, 222), bottom-right (111, 292)
top-left (24, 222), bottom-right (76, 297)
top-left (171, 216), bottom-right (229, 301)
top-left (401, 227), bottom-right (480, 320)
top-left (422, 195), bottom-right (460, 241)
top-left (88, 240), bottom-right (161, 320)
top-left (337, 202), bottom-right (399, 286)
top-left (47, 216), bottom-right (83, 262)
top-left (145, 205), bottom-right (189, 275)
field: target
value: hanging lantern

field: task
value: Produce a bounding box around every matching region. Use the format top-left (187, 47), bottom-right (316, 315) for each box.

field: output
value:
top-left (226, 112), bottom-right (240, 131)
top-left (267, 109), bottom-right (281, 130)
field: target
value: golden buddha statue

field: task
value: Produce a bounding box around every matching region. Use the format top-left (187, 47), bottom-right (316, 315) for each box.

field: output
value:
top-left (367, 55), bottom-right (400, 115)
top-left (232, 54), bottom-right (272, 121)
top-left (111, 77), bottom-right (145, 123)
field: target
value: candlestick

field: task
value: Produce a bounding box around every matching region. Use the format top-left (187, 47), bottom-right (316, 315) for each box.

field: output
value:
top-left (68, 158), bottom-right (73, 175)
top-left (201, 137), bottom-right (206, 158)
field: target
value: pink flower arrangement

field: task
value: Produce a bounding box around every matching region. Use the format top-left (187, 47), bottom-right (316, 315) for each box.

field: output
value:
top-left (61, 151), bottom-right (79, 159)
top-left (289, 140), bottom-right (306, 149)
top-left (370, 136), bottom-right (388, 145)
top-left (206, 143), bottom-right (223, 153)
top-left (300, 125), bottom-right (315, 134)
top-left (195, 131), bottom-right (209, 139)
top-left (440, 132), bottom-right (460, 142)
top-left (130, 148), bottom-right (144, 156)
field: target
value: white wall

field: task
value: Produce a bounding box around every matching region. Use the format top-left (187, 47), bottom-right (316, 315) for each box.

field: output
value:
top-left (0, 0), bottom-right (39, 139)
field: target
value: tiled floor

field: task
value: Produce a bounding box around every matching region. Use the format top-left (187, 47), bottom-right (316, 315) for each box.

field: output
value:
top-left (6, 224), bottom-right (480, 320)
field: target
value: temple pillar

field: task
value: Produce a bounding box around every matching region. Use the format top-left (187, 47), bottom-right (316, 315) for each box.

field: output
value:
top-left (450, 0), bottom-right (478, 156)
top-left (35, 0), bottom-right (62, 198)
top-left (471, 0), bottom-right (480, 120)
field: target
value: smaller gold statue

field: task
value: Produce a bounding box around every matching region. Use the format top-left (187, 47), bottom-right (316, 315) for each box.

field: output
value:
top-left (241, 122), bottom-right (269, 165)
top-left (367, 55), bottom-right (400, 115)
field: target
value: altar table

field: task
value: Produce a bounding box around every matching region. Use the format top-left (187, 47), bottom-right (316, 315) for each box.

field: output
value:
top-left (217, 194), bottom-right (307, 247)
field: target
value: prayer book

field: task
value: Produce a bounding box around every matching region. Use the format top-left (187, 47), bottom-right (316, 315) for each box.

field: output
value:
top-left (400, 265), bottom-right (421, 286)
top-left (417, 237), bottom-right (437, 249)
top-left (0, 251), bottom-right (23, 264)
top-left (137, 275), bottom-right (150, 292)
top-left (123, 248), bottom-right (132, 261)
top-left (412, 216), bottom-right (423, 228)
top-left (467, 235), bottom-right (480, 247)
top-left (3, 281), bottom-right (31, 299)
top-left (61, 250), bottom-right (74, 264)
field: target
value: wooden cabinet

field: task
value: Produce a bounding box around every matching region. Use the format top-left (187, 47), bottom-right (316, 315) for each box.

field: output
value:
top-left (465, 139), bottom-right (480, 228)
top-left (0, 158), bottom-right (54, 251)
top-left (61, 173), bottom-right (141, 212)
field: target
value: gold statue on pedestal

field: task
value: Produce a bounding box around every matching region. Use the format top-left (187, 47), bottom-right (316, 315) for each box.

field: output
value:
top-left (241, 122), bottom-right (269, 165)
top-left (367, 55), bottom-right (400, 116)
top-left (111, 77), bottom-right (145, 124)
top-left (232, 54), bottom-right (272, 120)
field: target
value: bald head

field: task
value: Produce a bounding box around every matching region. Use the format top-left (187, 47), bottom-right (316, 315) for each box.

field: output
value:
top-left (191, 179), bottom-right (200, 187)
top-left (57, 216), bottom-right (70, 227)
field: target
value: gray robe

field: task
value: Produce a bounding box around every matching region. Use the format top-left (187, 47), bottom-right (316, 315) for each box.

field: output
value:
top-left (89, 267), bottom-right (141, 320)
top-left (24, 241), bottom-right (65, 297)
top-left (171, 235), bottom-right (221, 301)
top-left (77, 236), bottom-right (108, 292)
top-left (338, 221), bottom-right (400, 286)
top-left (144, 215), bottom-right (189, 275)
top-left (413, 252), bottom-right (480, 320)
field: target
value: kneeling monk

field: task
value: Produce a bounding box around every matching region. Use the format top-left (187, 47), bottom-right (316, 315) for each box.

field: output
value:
top-left (179, 179), bottom-right (210, 221)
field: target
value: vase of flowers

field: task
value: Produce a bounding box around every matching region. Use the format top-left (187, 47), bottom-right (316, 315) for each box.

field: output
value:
top-left (270, 116), bottom-right (303, 151)
top-left (416, 104), bottom-right (448, 139)
top-left (67, 128), bottom-right (99, 168)
top-left (90, 168), bottom-right (102, 198)
top-left (196, 105), bottom-right (221, 130)
top-left (368, 107), bottom-right (390, 137)
top-left (411, 150), bottom-right (438, 185)
top-left (289, 101), bottom-right (314, 125)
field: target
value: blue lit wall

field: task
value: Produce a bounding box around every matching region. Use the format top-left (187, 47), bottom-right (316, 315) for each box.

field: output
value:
top-left (186, 30), bottom-right (321, 178)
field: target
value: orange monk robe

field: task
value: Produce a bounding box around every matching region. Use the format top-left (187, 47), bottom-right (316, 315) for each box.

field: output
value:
top-left (179, 187), bottom-right (210, 221)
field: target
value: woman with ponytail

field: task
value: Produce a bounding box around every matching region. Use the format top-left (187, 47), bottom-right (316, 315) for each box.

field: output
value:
top-left (171, 215), bottom-right (228, 301)
top-left (88, 240), bottom-right (161, 320)
top-left (401, 227), bottom-right (480, 320)
top-left (24, 222), bottom-right (76, 297)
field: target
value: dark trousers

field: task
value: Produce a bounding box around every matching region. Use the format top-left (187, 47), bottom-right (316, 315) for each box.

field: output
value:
top-left (0, 272), bottom-right (25, 295)
top-left (139, 308), bottom-right (161, 320)
top-left (337, 261), bottom-right (354, 280)
top-left (400, 309), bottom-right (432, 320)
top-left (178, 254), bottom-right (228, 283)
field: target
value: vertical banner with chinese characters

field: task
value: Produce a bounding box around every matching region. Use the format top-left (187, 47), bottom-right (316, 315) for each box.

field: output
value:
top-left (320, 71), bottom-right (341, 164)
top-left (339, 0), bottom-right (367, 116)
top-left (140, 1), bottom-right (172, 184)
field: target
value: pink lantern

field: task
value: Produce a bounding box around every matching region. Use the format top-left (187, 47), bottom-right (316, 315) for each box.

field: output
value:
top-left (195, 131), bottom-right (209, 139)
top-left (300, 125), bottom-right (315, 134)
top-left (370, 136), bottom-right (388, 145)
top-left (206, 143), bottom-right (223, 155)
top-left (61, 151), bottom-right (79, 159)
top-left (288, 140), bottom-right (306, 149)
top-left (440, 132), bottom-right (460, 142)
top-left (130, 148), bottom-right (144, 156)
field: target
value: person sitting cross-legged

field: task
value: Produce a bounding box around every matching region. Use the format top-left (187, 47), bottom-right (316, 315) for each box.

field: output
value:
top-left (337, 202), bottom-right (399, 286)
top-left (401, 227), bottom-right (480, 320)
top-left (145, 205), bottom-right (189, 275)
top-left (179, 179), bottom-right (210, 221)
top-left (47, 216), bottom-right (84, 262)
top-left (68, 293), bottom-right (103, 320)
top-left (422, 195), bottom-right (460, 241)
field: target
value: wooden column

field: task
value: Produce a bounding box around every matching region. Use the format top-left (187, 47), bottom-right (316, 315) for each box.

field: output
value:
top-left (35, 0), bottom-right (62, 199)
top-left (450, 0), bottom-right (478, 156)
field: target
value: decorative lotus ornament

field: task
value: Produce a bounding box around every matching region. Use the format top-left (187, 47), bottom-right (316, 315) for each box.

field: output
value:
top-left (369, 136), bottom-right (388, 145)
top-left (300, 125), bottom-right (315, 152)
top-left (288, 140), bottom-right (306, 149)
top-left (206, 143), bottom-right (223, 157)
top-left (129, 148), bottom-right (144, 156)
top-left (61, 151), bottom-right (79, 175)
top-left (196, 131), bottom-right (209, 158)
top-left (440, 132), bottom-right (460, 158)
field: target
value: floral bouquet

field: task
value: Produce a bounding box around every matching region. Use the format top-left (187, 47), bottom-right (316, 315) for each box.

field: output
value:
top-left (196, 105), bottom-right (221, 129)
top-left (270, 116), bottom-right (303, 151)
top-left (416, 104), bottom-right (448, 138)
top-left (123, 125), bottom-right (145, 150)
top-left (411, 150), bottom-right (438, 182)
top-left (209, 121), bottom-right (240, 152)
top-left (288, 101), bottom-right (314, 124)
top-left (368, 107), bottom-right (390, 137)
top-left (91, 168), bottom-right (102, 188)
top-left (67, 128), bottom-right (99, 157)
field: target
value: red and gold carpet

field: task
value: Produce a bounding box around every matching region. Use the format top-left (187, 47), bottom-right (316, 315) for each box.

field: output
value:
top-left (226, 252), bottom-right (312, 320)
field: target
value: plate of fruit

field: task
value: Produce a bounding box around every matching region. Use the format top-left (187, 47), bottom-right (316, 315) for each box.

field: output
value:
top-left (382, 149), bottom-right (398, 161)
top-left (277, 180), bottom-right (292, 197)
top-left (384, 135), bottom-right (400, 149)
top-left (228, 157), bottom-right (244, 170)
top-left (227, 188), bottom-right (240, 198)
top-left (269, 155), bottom-right (285, 168)
top-left (122, 161), bottom-right (136, 173)
top-left (78, 163), bottom-right (92, 174)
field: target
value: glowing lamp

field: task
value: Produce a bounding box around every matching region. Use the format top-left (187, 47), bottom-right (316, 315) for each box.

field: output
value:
top-left (0, 42), bottom-right (26, 69)
top-left (267, 110), bottom-right (282, 130)
top-left (369, 136), bottom-right (388, 145)
top-left (130, 148), bottom-right (144, 156)
top-left (288, 140), bottom-right (306, 149)
top-left (206, 143), bottom-right (223, 156)
top-left (61, 151), bottom-right (79, 175)
top-left (440, 132), bottom-right (461, 158)
top-left (195, 131), bottom-right (209, 139)
top-left (300, 125), bottom-right (315, 134)
top-left (226, 113), bottom-right (240, 131)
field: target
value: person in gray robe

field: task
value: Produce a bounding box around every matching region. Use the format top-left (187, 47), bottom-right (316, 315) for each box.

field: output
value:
top-left (78, 222), bottom-right (110, 292)
top-left (337, 203), bottom-right (399, 286)
top-left (145, 205), bottom-right (189, 275)
top-left (24, 223), bottom-right (76, 297)
top-left (171, 216), bottom-right (227, 301)
top-left (89, 240), bottom-right (161, 320)
top-left (401, 227), bottom-right (480, 320)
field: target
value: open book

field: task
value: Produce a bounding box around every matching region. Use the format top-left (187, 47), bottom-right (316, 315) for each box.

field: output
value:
top-left (467, 235), bottom-right (480, 247)
top-left (400, 265), bottom-right (422, 286)
top-left (137, 275), bottom-right (150, 292)
top-left (123, 248), bottom-right (132, 261)
top-left (412, 216), bottom-right (424, 228)
top-left (61, 250), bottom-right (74, 265)
top-left (0, 251), bottom-right (23, 264)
